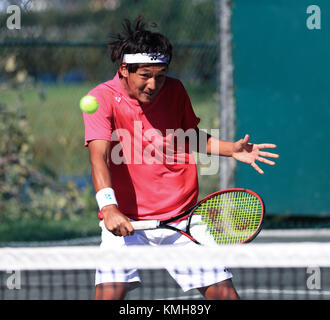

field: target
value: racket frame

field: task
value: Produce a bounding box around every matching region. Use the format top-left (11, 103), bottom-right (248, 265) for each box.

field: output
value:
top-left (131, 188), bottom-right (265, 245)
top-left (186, 188), bottom-right (265, 244)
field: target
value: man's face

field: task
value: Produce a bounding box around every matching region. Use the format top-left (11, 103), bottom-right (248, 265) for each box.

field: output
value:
top-left (121, 64), bottom-right (168, 104)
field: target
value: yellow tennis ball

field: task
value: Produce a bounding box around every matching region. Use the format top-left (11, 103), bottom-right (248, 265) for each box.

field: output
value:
top-left (80, 95), bottom-right (99, 114)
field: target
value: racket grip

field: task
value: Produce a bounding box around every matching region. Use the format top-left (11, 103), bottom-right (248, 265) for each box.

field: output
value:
top-left (131, 220), bottom-right (160, 230)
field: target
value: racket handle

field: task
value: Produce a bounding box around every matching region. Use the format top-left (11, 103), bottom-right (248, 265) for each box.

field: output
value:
top-left (131, 220), bottom-right (160, 230)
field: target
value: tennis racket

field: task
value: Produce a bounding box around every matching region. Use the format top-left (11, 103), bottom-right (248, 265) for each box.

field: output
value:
top-left (131, 188), bottom-right (265, 245)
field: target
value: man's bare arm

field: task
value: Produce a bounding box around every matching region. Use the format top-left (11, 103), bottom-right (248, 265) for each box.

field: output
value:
top-left (195, 129), bottom-right (279, 174)
top-left (88, 140), bottom-right (134, 236)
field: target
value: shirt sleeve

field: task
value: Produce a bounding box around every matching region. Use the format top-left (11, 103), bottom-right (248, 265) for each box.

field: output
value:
top-left (83, 86), bottom-right (113, 146)
top-left (180, 82), bottom-right (200, 131)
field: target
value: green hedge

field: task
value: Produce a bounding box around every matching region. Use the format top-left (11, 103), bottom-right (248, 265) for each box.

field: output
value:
top-left (0, 103), bottom-right (95, 224)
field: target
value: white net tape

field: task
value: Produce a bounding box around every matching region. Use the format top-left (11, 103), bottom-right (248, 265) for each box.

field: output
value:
top-left (1, 243), bottom-right (330, 271)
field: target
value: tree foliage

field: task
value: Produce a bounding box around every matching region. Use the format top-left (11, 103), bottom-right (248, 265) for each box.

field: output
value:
top-left (0, 103), bottom-right (93, 223)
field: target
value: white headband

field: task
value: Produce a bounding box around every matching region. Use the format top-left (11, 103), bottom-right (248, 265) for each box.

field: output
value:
top-left (122, 53), bottom-right (170, 64)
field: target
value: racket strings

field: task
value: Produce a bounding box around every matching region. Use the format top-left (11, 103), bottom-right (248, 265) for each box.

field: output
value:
top-left (191, 192), bottom-right (263, 245)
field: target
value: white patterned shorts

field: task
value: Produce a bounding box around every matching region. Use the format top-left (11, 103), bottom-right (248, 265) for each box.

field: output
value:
top-left (95, 219), bottom-right (232, 292)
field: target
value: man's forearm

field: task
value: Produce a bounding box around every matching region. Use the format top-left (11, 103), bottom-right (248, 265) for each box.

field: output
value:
top-left (88, 140), bottom-right (113, 194)
top-left (206, 136), bottom-right (234, 157)
top-left (91, 160), bottom-right (112, 192)
top-left (196, 129), bottom-right (234, 157)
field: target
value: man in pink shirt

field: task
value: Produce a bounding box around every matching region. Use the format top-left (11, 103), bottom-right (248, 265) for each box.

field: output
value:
top-left (83, 17), bottom-right (279, 300)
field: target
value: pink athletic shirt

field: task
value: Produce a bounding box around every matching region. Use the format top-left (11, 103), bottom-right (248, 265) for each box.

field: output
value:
top-left (83, 72), bottom-right (200, 221)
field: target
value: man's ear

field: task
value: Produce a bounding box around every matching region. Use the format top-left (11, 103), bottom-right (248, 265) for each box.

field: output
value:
top-left (119, 63), bottom-right (129, 78)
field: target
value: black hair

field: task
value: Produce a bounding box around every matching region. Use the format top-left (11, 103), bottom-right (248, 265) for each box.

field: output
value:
top-left (108, 16), bottom-right (173, 73)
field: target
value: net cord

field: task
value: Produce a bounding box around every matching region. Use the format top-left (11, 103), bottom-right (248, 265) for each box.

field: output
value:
top-left (1, 243), bottom-right (330, 271)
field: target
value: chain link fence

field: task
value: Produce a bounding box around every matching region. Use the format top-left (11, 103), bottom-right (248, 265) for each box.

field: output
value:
top-left (1, 0), bottom-right (218, 82)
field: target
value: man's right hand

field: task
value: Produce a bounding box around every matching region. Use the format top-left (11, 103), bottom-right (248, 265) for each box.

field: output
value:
top-left (102, 205), bottom-right (135, 237)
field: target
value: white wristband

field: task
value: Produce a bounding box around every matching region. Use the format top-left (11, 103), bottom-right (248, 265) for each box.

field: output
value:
top-left (96, 188), bottom-right (118, 210)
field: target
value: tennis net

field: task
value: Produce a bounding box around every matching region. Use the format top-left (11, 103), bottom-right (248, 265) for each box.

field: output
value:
top-left (1, 243), bottom-right (330, 300)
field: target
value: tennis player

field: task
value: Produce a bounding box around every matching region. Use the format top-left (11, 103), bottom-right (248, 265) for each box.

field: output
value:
top-left (83, 17), bottom-right (279, 300)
